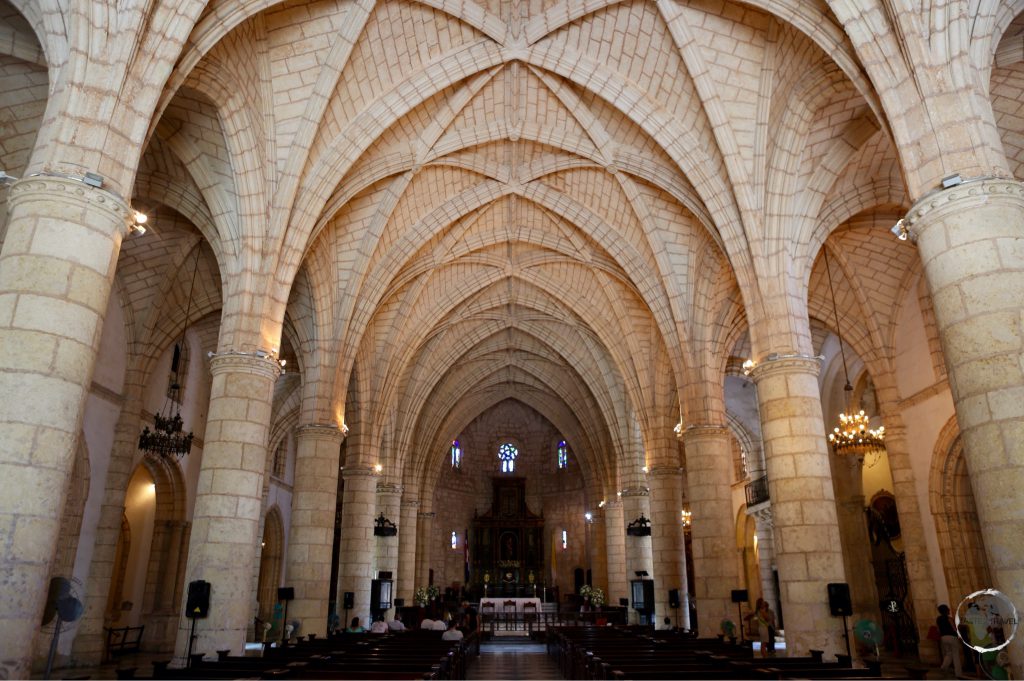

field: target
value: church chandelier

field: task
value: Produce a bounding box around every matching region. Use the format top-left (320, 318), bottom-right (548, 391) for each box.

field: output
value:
top-left (139, 244), bottom-right (200, 459)
top-left (822, 247), bottom-right (885, 458)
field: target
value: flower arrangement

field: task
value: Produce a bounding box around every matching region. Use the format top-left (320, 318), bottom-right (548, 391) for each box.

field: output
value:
top-left (579, 584), bottom-right (605, 608)
top-left (413, 585), bottom-right (440, 607)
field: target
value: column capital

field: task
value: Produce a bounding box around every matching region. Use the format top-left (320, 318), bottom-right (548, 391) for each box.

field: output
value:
top-left (209, 351), bottom-right (282, 381)
top-left (295, 423), bottom-right (346, 442)
top-left (646, 465), bottom-right (683, 477)
top-left (400, 498), bottom-right (420, 509)
top-left (679, 424), bottom-right (730, 441)
top-left (417, 511), bottom-right (436, 519)
top-left (9, 174), bottom-right (133, 234)
top-left (603, 499), bottom-right (623, 511)
top-left (376, 482), bottom-right (402, 495)
top-left (341, 466), bottom-right (376, 479)
top-left (748, 353), bottom-right (821, 381)
top-left (905, 177), bottom-right (1024, 237)
top-left (619, 486), bottom-right (649, 497)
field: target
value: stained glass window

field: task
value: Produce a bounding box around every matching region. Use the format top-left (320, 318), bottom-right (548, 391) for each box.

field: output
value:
top-left (451, 440), bottom-right (462, 469)
top-left (557, 440), bottom-right (568, 469)
top-left (561, 529), bottom-right (568, 550)
top-left (498, 443), bottom-right (518, 473)
top-left (451, 531), bottom-right (458, 549)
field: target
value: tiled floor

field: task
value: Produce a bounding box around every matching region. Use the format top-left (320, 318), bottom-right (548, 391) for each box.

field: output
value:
top-left (467, 637), bottom-right (563, 680)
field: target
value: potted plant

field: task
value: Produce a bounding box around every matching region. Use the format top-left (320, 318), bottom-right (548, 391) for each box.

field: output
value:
top-left (579, 584), bottom-right (605, 609)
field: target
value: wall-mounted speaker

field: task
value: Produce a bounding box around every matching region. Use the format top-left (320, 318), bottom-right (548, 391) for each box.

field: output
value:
top-left (394, 598), bottom-right (405, 608)
top-left (277, 587), bottom-right (294, 601)
top-left (343, 592), bottom-right (355, 610)
top-left (186, 580), bottom-right (210, 618)
top-left (619, 597), bottom-right (629, 607)
top-left (731, 589), bottom-right (749, 603)
top-left (827, 583), bottom-right (852, 616)
top-left (668, 589), bottom-right (681, 609)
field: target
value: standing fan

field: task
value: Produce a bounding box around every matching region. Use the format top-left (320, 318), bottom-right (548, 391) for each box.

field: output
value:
top-left (41, 577), bottom-right (84, 679)
top-left (853, 619), bottom-right (882, 659)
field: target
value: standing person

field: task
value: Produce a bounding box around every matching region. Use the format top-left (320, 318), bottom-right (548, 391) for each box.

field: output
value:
top-left (755, 600), bottom-right (777, 658)
top-left (937, 604), bottom-right (963, 677)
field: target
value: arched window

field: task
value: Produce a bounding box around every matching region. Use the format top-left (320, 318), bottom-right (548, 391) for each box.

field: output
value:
top-left (557, 440), bottom-right (568, 469)
top-left (451, 440), bottom-right (462, 469)
top-left (272, 439), bottom-right (287, 479)
top-left (451, 531), bottom-right (458, 549)
top-left (498, 443), bottom-right (518, 473)
top-left (561, 529), bottom-right (568, 550)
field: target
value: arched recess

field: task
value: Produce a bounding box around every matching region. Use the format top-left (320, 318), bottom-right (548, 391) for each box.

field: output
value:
top-left (130, 453), bottom-right (190, 652)
top-left (929, 418), bottom-right (992, 605)
top-left (256, 506), bottom-right (285, 631)
top-left (105, 515), bottom-right (131, 621)
top-left (735, 508), bottom-right (760, 622)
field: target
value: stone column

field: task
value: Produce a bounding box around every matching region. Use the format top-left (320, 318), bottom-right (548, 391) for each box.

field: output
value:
top-left (603, 500), bottom-right (628, 608)
top-left (374, 483), bottom-right (402, 617)
top-left (0, 176), bottom-right (129, 678)
top-left (830, 455), bottom-right (878, 625)
top-left (415, 510), bottom-right (434, 591)
top-left (173, 352), bottom-right (280, 661)
top-left (587, 512), bottom-right (608, 595)
top-left (337, 467), bottom-right (378, 629)
top-left (397, 497), bottom-right (419, 604)
top-left (649, 467), bottom-right (689, 629)
top-left (285, 424), bottom-right (344, 638)
top-left (680, 425), bottom-right (740, 636)
top-left (906, 179), bottom-right (1024, 674)
top-left (751, 355), bottom-right (847, 658)
top-left (621, 487), bottom-right (655, 623)
top-left (752, 509), bottom-right (779, 622)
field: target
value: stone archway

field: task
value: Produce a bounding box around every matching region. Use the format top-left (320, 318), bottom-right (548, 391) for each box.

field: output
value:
top-left (929, 418), bottom-right (991, 605)
top-left (256, 506), bottom-right (284, 634)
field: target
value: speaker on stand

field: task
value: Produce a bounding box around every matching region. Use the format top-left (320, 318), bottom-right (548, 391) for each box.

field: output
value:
top-left (186, 580), bottom-right (211, 667)
top-left (669, 589), bottom-right (681, 628)
top-left (343, 591), bottom-right (354, 630)
top-left (827, 583), bottom-right (853, 659)
top-left (278, 587), bottom-right (295, 644)
top-left (731, 589), bottom-right (748, 643)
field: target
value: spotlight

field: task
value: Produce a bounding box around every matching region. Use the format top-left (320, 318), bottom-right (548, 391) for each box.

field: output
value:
top-left (133, 211), bottom-right (148, 224)
top-left (890, 219), bottom-right (909, 241)
top-left (83, 172), bottom-right (104, 188)
top-left (374, 463), bottom-right (383, 473)
top-left (0, 171), bottom-right (18, 186)
top-left (584, 512), bottom-right (593, 521)
top-left (742, 358), bottom-right (755, 375)
top-left (941, 173), bottom-right (962, 189)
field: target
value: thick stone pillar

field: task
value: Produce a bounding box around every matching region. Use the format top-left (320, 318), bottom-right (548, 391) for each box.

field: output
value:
top-left (397, 497), bottom-right (419, 603)
top-left (649, 467), bottom-right (689, 629)
top-left (587, 512), bottom-right (608, 595)
top-left (906, 179), bottom-right (1024, 674)
top-left (603, 500), bottom-right (628, 608)
top-left (284, 424), bottom-right (344, 638)
top-left (415, 510), bottom-right (434, 590)
top-left (337, 468), bottom-right (378, 629)
top-left (0, 177), bottom-right (129, 678)
top-left (374, 483), bottom-right (401, 617)
top-left (680, 425), bottom-right (739, 636)
top-left (830, 455), bottom-right (878, 625)
top-left (621, 488), bottom-right (655, 623)
top-left (752, 509), bottom-right (778, 619)
top-left (751, 355), bottom-right (846, 658)
top-left (173, 352), bottom-right (280, 661)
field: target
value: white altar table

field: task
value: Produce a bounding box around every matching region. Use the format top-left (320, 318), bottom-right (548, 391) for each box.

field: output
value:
top-left (478, 596), bottom-right (542, 614)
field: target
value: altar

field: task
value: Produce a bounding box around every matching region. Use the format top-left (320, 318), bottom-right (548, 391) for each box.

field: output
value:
top-left (478, 596), bottom-right (542, 614)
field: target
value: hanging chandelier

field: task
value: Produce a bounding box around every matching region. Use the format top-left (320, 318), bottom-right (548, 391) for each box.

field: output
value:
top-left (139, 245), bottom-right (201, 458)
top-left (822, 247), bottom-right (885, 458)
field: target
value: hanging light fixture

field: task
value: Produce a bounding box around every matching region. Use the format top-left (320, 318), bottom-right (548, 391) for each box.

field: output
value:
top-left (139, 245), bottom-right (201, 458)
top-left (823, 247), bottom-right (885, 457)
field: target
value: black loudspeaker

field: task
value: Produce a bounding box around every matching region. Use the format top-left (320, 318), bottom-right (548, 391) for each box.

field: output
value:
top-left (277, 587), bottom-right (294, 601)
top-left (827, 583), bottom-right (852, 616)
top-left (186, 580), bottom-right (210, 618)
top-left (668, 589), bottom-right (681, 609)
top-left (731, 589), bottom-right (749, 603)
top-left (394, 598), bottom-right (405, 608)
top-left (343, 592), bottom-right (355, 610)
top-left (619, 598), bottom-right (629, 607)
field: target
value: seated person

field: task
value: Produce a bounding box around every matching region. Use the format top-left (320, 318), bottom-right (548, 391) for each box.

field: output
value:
top-left (345, 616), bottom-right (366, 633)
top-left (430, 618), bottom-right (447, 631)
top-left (441, 620), bottom-right (464, 641)
top-left (419, 617), bottom-right (435, 630)
top-left (369, 615), bottom-right (388, 634)
top-left (387, 612), bottom-right (406, 631)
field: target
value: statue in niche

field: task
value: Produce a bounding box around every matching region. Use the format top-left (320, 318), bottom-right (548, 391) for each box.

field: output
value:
top-left (500, 532), bottom-right (518, 561)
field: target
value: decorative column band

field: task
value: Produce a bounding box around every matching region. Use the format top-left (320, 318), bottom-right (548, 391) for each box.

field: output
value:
top-left (209, 352), bottom-right (282, 381)
top-left (376, 482), bottom-right (402, 494)
top-left (9, 175), bottom-right (132, 231)
top-left (903, 177), bottom-right (1024, 233)
top-left (603, 500), bottom-right (623, 509)
top-left (752, 506), bottom-right (773, 528)
top-left (748, 354), bottom-right (821, 380)
top-left (296, 424), bottom-right (347, 441)
top-left (401, 499), bottom-right (420, 509)
top-left (341, 466), bottom-right (376, 479)
top-left (680, 424), bottom-right (729, 440)
top-left (417, 511), bottom-right (436, 519)
top-left (619, 487), bottom-right (649, 497)
top-left (646, 466), bottom-right (683, 477)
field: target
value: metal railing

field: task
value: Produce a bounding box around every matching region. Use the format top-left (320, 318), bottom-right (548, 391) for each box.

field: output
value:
top-left (745, 475), bottom-right (770, 507)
